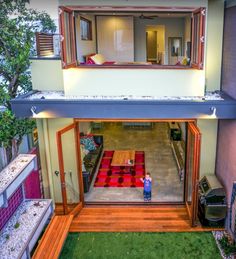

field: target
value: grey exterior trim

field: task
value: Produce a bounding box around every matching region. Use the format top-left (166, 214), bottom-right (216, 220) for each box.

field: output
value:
top-left (11, 92), bottom-right (236, 119)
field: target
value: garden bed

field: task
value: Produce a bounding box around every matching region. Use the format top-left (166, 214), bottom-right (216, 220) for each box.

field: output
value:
top-left (213, 231), bottom-right (236, 259)
top-left (0, 199), bottom-right (53, 259)
top-left (0, 154), bottom-right (36, 207)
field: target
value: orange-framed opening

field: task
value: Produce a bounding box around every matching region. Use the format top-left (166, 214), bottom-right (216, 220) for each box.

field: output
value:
top-left (56, 118), bottom-right (201, 227)
top-left (58, 5), bottom-right (206, 70)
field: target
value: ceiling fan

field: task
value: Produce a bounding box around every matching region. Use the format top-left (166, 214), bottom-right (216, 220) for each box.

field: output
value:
top-left (139, 13), bottom-right (158, 20)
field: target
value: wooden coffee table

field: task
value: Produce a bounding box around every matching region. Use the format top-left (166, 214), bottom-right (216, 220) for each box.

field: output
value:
top-left (111, 150), bottom-right (135, 167)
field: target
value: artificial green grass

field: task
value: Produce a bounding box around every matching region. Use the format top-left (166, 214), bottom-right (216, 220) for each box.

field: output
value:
top-left (60, 232), bottom-right (221, 259)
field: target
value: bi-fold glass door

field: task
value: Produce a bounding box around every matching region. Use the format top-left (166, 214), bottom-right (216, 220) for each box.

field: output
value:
top-left (185, 122), bottom-right (201, 227)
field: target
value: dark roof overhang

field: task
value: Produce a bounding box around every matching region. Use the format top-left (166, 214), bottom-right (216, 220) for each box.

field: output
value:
top-left (10, 91), bottom-right (236, 120)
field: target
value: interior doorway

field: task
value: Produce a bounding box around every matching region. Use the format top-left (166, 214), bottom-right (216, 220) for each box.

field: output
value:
top-left (146, 25), bottom-right (165, 64)
top-left (146, 31), bottom-right (157, 62)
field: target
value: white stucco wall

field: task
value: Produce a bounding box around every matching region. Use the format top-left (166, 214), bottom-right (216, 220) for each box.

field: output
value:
top-left (58, 0), bottom-right (207, 7)
top-left (31, 60), bottom-right (64, 91)
top-left (197, 119), bottom-right (218, 177)
top-left (205, 0), bottom-right (225, 91)
top-left (63, 68), bottom-right (205, 96)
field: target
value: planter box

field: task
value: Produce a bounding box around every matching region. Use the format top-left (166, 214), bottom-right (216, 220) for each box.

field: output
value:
top-left (0, 199), bottom-right (53, 259)
top-left (0, 154), bottom-right (36, 208)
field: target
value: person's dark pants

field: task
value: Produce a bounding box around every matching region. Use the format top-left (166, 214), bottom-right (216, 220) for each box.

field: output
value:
top-left (143, 190), bottom-right (151, 201)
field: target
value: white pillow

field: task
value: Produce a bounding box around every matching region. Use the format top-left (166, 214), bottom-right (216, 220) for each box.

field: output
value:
top-left (90, 54), bottom-right (106, 65)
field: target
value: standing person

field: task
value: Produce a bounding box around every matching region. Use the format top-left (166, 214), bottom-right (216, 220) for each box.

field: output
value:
top-left (140, 172), bottom-right (152, 201)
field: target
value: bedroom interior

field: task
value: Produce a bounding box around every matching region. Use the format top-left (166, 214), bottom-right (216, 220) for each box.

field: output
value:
top-left (73, 12), bottom-right (192, 66)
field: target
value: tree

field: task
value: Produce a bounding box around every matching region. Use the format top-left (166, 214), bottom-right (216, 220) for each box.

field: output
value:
top-left (0, 0), bottom-right (56, 163)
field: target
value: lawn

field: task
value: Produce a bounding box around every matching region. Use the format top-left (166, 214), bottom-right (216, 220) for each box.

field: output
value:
top-left (60, 232), bottom-right (221, 259)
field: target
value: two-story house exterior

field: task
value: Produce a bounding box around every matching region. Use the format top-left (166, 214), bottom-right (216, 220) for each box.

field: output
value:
top-left (11, 0), bottom-right (236, 228)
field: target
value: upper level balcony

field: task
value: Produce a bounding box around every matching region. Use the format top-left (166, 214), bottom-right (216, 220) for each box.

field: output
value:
top-left (10, 2), bottom-right (236, 120)
top-left (30, 3), bottom-right (224, 98)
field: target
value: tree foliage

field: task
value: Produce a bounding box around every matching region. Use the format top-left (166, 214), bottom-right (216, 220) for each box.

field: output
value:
top-left (0, 0), bottom-right (56, 159)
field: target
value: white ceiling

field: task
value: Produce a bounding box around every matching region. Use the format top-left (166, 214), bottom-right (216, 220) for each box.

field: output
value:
top-left (77, 12), bottom-right (191, 18)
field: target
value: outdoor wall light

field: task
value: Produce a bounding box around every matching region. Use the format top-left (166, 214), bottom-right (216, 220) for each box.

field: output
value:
top-left (210, 106), bottom-right (217, 118)
top-left (30, 106), bottom-right (38, 117)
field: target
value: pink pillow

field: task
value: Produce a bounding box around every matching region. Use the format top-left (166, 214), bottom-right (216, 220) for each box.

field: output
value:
top-left (85, 53), bottom-right (96, 64)
top-left (87, 58), bottom-right (95, 64)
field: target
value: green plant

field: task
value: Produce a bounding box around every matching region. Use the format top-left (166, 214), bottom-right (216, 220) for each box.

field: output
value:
top-left (5, 234), bottom-right (10, 240)
top-left (0, 0), bottom-right (56, 162)
top-left (219, 235), bottom-right (236, 256)
top-left (14, 222), bottom-right (20, 229)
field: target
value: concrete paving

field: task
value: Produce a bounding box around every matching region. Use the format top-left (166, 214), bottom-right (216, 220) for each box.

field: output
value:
top-left (85, 122), bottom-right (184, 202)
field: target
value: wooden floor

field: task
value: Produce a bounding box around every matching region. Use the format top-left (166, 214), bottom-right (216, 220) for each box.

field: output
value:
top-left (55, 203), bottom-right (77, 215)
top-left (33, 215), bottom-right (73, 259)
top-left (70, 205), bottom-right (222, 232)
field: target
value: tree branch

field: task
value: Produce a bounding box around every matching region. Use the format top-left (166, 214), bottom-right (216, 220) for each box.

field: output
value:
top-left (0, 67), bottom-right (12, 82)
top-left (8, 73), bottom-right (20, 98)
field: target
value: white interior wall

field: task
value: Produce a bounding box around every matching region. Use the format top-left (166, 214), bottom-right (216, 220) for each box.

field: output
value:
top-left (96, 16), bottom-right (134, 62)
top-left (75, 14), bottom-right (97, 63)
top-left (134, 17), bottom-right (185, 64)
top-left (79, 122), bottom-right (92, 134)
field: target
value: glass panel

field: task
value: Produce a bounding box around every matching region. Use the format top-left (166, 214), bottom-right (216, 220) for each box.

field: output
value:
top-left (187, 132), bottom-right (194, 207)
top-left (62, 130), bottom-right (80, 205)
top-left (80, 18), bottom-right (91, 40)
top-left (191, 8), bottom-right (205, 69)
top-left (64, 12), bottom-right (72, 64)
top-left (56, 123), bottom-right (81, 214)
top-left (185, 122), bottom-right (201, 226)
top-left (192, 13), bottom-right (200, 64)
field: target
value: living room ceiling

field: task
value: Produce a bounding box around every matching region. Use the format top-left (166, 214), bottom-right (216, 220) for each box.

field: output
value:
top-left (77, 12), bottom-right (191, 18)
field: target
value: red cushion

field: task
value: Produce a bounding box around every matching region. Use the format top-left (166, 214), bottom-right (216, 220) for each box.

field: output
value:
top-left (85, 53), bottom-right (96, 64)
top-left (103, 61), bottom-right (115, 65)
top-left (87, 58), bottom-right (96, 64)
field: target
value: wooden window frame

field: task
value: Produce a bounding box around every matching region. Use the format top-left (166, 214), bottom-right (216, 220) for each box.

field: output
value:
top-left (59, 6), bottom-right (206, 70)
top-left (80, 17), bottom-right (92, 41)
top-left (59, 6), bottom-right (77, 68)
top-left (191, 8), bottom-right (206, 70)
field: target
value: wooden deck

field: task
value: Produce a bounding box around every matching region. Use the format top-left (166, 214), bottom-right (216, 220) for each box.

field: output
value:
top-left (70, 205), bottom-right (223, 232)
top-left (33, 215), bottom-right (73, 259)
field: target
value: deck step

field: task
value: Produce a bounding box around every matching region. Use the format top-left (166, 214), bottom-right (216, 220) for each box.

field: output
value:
top-left (69, 206), bottom-right (224, 232)
top-left (33, 215), bottom-right (73, 259)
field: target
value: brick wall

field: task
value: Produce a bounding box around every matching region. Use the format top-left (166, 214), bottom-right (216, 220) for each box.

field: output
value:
top-left (221, 5), bottom-right (236, 98)
top-left (216, 120), bottom-right (236, 206)
top-left (0, 186), bottom-right (24, 230)
top-left (216, 5), bottom-right (236, 206)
